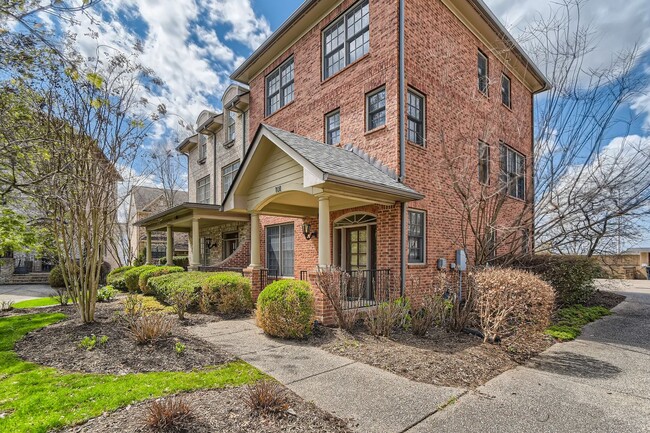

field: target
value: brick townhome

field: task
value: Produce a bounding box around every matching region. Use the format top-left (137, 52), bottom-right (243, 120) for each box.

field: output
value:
top-left (137, 0), bottom-right (548, 323)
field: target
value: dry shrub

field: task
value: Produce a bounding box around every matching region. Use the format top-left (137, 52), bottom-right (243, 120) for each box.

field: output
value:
top-left (245, 380), bottom-right (290, 415)
top-left (365, 297), bottom-right (410, 337)
top-left (128, 313), bottom-right (174, 344)
top-left (474, 268), bottom-right (555, 343)
top-left (315, 267), bottom-right (361, 330)
top-left (198, 287), bottom-right (218, 313)
top-left (410, 294), bottom-right (452, 336)
top-left (145, 397), bottom-right (192, 432)
top-left (169, 287), bottom-right (196, 320)
top-left (0, 300), bottom-right (14, 311)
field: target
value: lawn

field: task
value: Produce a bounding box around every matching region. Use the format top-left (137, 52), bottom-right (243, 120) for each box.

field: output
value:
top-left (0, 313), bottom-right (264, 433)
top-left (11, 297), bottom-right (64, 309)
top-left (545, 305), bottom-right (612, 341)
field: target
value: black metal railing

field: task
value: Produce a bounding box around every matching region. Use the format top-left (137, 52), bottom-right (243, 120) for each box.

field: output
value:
top-left (260, 268), bottom-right (279, 289)
top-left (198, 266), bottom-right (244, 275)
top-left (342, 269), bottom-right (391, 309)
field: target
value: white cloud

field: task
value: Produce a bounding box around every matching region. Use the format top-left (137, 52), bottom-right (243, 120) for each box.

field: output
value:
top-left (206, 0), bottom-right (272, 50)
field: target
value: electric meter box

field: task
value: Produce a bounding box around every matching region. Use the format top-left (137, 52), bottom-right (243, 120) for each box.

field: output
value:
top-left (455, 250), bottom-right (467, 271)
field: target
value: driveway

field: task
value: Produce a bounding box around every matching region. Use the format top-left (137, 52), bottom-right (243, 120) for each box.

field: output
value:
top-left (0, 284), bottom-right (55, 304)
top-left (406, 279), bottom-right (650, 433)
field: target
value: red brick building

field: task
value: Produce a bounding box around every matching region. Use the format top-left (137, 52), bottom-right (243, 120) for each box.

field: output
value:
top-left (139, 0), bottom-right (548, 323)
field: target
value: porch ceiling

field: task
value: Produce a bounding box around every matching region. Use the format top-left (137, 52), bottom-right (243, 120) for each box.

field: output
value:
top-left (134, 202), bottom-right (249, 232)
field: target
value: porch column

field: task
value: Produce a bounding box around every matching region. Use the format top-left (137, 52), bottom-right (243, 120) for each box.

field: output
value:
top-left (190, 218), bottom-right (200, 269)
top-left (166, 225), bottom-right (174, 266)
top-left (318, 195), bottom-right (331, 267)
top-left (250, 212), bottom-right (261, 268)
top-left (145, 231), bottom-right (153, 265)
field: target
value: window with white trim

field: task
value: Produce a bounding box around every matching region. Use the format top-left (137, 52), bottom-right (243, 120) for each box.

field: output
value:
top-left (325, 109), bottom-right (341, 145)
top-left (266, 224), bottom-right (294, 277)
top-left (196, 175), bottom-right (210, 204)
top-left (407, 89), bottom-right (425, 145)
top-left (221, 160), bottom-right (240, 200)
top-left (408, 210), bottom-right (425, 264)
top-left (198, 134), bottom-right (207, 162)
top-left (478, 50), bottom-right (489, 95)
top-left (266, 57), bottom-right (294, 116)
top-left (499, 143), bottom-right (525, 200)
top-left (478, 140), bottom-right (490, 185)
top-left (323, 0), bottom-right (370, 79)
top-left (227, 111), bottom-right (236, 142)
top-left (366, 86), bottom-right (386, 130)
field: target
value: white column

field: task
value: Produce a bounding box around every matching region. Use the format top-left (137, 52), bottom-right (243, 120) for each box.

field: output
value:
top-left (166, 225), bottom-right (174, 266)
top-left (191, 218), bottom-right (200, 269)
top-left (145, 231), bottom-right (153, 265)
top-left (318, 195), bottom-right (331, 267)
top-left (249, 212), bottom-right (261, 268)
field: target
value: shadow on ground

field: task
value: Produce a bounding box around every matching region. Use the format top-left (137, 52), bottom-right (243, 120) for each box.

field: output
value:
top-left (527, 351), bottom-right (621, 379)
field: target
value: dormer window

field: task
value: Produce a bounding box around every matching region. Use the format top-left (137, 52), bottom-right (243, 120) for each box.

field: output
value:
top-left (227, 111), bottom-right (236, 142)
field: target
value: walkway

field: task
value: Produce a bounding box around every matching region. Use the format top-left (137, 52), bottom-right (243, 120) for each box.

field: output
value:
top-left (0, 284), bottom-right (55, 304)
top-left (406, 279), bottom-right (650, 433)
top-left (189, 319), bottom-right (464, 433)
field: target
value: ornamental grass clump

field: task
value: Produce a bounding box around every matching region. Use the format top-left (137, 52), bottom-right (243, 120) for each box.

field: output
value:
top-left (474, 268), bottom-right (555, 343)
top-left (245, 380), bottom-right (290, 415)
top-left (145, 397), bottom-right (192, 432)
top-left (256, 280), bottom-right (315, 339)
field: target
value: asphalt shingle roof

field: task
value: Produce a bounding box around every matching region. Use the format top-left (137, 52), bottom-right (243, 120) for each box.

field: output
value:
top-left (132, 186), bottom-right (188, 210)
top-left (263, 124), bottom-right (422, 198)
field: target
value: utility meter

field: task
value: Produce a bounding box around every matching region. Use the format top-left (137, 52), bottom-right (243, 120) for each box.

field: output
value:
top-left (455, 250), bottom-right (467, 271)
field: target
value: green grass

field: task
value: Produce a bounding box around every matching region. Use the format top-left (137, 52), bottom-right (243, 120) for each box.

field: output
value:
top-left (545, 305), bottom-right (612, 341)
top-left (0, 313), bottom-right (264, 433)
top-left (11, 297), bottom-right (65, 309)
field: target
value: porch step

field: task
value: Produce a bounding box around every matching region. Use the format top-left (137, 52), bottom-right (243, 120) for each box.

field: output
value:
top-left (8, 273), bottom-right (50, 285)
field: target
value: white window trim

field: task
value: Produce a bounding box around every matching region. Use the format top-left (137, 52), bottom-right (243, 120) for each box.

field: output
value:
top-left (221, 160), bottom-right (240, 201)
top-left (499, 142), bottom-right (526, 200)
top-left (366, 86), bottom-right (386, 131)
top-left (407, 209), bottom-right (426, 265)
top-left (196, 175), bottom-right (210, 204)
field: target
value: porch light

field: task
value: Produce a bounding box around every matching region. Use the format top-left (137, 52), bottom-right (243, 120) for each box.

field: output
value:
top-left (302, 223), bottom-right (317, 240)
top-left (204, 238), bottom-right (218, 250)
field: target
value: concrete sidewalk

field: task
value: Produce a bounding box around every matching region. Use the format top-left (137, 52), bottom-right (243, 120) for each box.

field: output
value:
top-left (0, 284), bottom-right (55, 304)
top-left (189, 319), bottom-right (464, 433)
top-left (406, 279), bottom-right (650, 433)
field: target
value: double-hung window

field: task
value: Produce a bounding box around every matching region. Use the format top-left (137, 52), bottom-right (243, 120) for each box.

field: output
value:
top-left (198, 134), bottom-right (207, 162)
top-left (325, 110), bottom-right (341, 145)
top-left (227, 111), bottom-right (236, 142)
top-left (366, 86), bottom-right (386, 130)
top-left (266, 224), bottom-right (294, 277)
top-left (499, 143), bottom-right (525, 200)
top-left (266, 57), bottom-right (294, 116)
top-left (323, 0), bottom-right (370, 79)
top-left (501, 74), bottom-right (511, 108)
top-left (407, 89), bottom-right (425, 145)
top-left (408, 210), bottom-right (426, 264)
top-left (221, 160), bottom-right (240, 200)
top-left (478, 50), bottom-right (489, 95)
top-left (478, 140), bottom-right (490, 185)
top-left (196, 175), bottom-right (210, 204)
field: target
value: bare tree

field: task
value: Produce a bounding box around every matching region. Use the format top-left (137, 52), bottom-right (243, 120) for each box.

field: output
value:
top-left (150, 143), bottom-right (187, 208)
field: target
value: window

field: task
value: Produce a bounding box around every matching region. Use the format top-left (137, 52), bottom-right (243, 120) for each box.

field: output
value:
top-left (325, 110), bottom-right (341, 145)
top-left (198, 134), bottom-right (207, 162)
top-left (266, 57), bottom-right (294, 116)
top-left (501, 74), bottom-right (511, 108)
top-left (200, 236), bottom-right (209, 266)
top-left (227, 111), bottom-right (236, 142)
top-left (196, 175), bottom-right (210, 204)
top-left (323, 0), bottom-right (369, 79)
top-left (222, 232), bottom-right (239, 260)
top-left (266, 224), bottom-right (294, 277)
top-left (366, 86), bottom-right (386, 130)
top-left (499, 143), bottom-right (525, 200)
top-left (408, 210), bottom-right (425, 264)
top-left (407, 89), bottom-right (425, 145)
top-left (221, 160), bottom-right (240, 200)
top-left (478, 50), bottom-right (489, 95)
top-left (478, 140), bottom-right (490, 185)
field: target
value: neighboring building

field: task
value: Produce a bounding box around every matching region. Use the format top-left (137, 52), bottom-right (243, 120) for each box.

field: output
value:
top-left (137, 0), bottom-right (549, 323)
top-left (128, 186), bottom-right (189, 262)
top-left (597, 248), bottom-right (650, 279)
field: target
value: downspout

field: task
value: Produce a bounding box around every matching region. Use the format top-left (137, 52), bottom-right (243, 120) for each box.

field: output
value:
top-left (213, 133), bottom-right (217, 205)
top-left (398, 0), bottom-right (407, 297)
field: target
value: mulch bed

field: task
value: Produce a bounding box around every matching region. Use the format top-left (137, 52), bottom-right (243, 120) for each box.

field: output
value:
top-left (63, 387), bottom-right (351, 433)
top-left (14, 300), bottom-right (235, 374)
top-left (583, 289), bottom-right (626, 309)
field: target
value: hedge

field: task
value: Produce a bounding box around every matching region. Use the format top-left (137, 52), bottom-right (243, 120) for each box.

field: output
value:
top-left (202, 272), bottom-right (253, 315)
top-left (139, 266), bottom-right (185, 294)
top-left (256, 280), bottom-right (315, 339)
top-left (511, 255), bottom-right (602, 306)
top-left (106, 266), bottom-right (133, 291)
top-left (156, 256), bottom-right (189, 270)
top-left (147, 271), bottom-right (209, 307)
top-left (123, 265), bottom-right (158, 292)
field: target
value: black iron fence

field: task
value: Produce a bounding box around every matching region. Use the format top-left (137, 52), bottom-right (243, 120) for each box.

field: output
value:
top-left (260, 268), bottom-right (279, 288)
top-left (343, 269), bottom-right (391, 309)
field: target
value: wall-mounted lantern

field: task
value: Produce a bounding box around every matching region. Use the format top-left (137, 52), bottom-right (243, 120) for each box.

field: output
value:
top-left (301, 223), bottom-right (318, 240)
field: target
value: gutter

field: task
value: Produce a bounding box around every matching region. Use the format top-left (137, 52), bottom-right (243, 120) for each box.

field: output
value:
top-left (398, 0), bottom-right (407, 296)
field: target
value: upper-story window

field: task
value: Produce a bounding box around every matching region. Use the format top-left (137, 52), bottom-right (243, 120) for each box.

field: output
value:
top-left (266, 57), bottom-right (294, 116)
top-left (323, 0), bottom-right (370, 79)
top-left (196, 175), bottom-right (210, 204)
top-left (501, 74), bottom-right (511, 108)
top-left (499, 143), bottom-right (525, 200)
top-left (198, 134), bottom-right (207, 162)
top-left (478, 50), bottom-right (489, 95)
top-left (227, 111), bottom-right (236, 142)
top-left (478, 140), bottom-right (490, 185)
top-left (407, 89), bottom-right (425, 145)
top-left (221, 160), bottom-right (240, 200)
top-left (325, 109), bottom-right (341, 145)
top-left (366, 86), bottom-right (386, 131)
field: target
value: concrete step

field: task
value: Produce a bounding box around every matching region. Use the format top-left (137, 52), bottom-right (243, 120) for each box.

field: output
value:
top-left (8, 273), bottom-right (50, 284)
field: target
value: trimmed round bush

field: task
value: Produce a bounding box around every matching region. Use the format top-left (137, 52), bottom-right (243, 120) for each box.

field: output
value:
top-left (139, 266), bottom-right (185, 294)
top-left (124, 265), bottom-right (158, 292)
top-left (202, 272), bottom-right (253, 315)
top-left (147, 271), bottom-right (208, 306)
top-left (474, 268), bottom-right (555, 343)
top-left (256, 280), bottom-right (315, 339)
top-left (48, 266), bottom-right (65, 288)
top-left (106, 266), bottom-right (133, 291)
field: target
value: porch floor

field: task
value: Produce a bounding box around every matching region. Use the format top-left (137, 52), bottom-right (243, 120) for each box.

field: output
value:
top-left (188, 318), bottom-right (464, 433)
